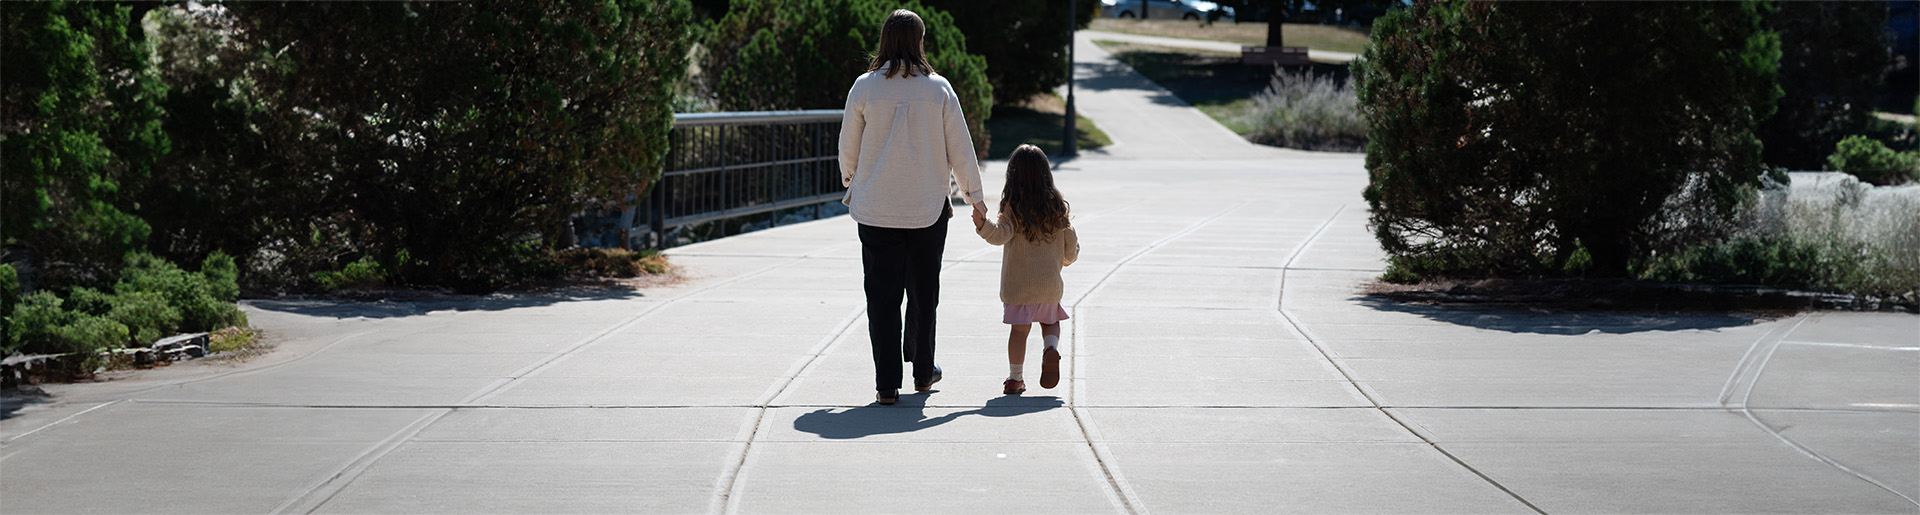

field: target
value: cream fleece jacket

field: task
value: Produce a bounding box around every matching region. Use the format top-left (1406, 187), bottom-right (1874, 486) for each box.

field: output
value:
top-left (838, 69), bottom-right (985, 229)
top-left (977, 216), bottom-right (1080, 305)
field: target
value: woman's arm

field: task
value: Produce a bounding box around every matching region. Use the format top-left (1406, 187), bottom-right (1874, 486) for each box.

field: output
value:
top-left (942, 88), bottom-right (985, 206)
top-left (838, 85), bottom-right (866, 190)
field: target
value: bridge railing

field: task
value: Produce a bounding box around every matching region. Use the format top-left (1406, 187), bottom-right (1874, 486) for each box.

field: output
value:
top-left (573, 109), bottom-right (846, 249)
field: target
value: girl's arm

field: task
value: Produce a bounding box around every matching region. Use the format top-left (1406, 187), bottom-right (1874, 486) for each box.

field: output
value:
top-left (1061, 227), bottom-right (1079, 267)
top-left (976, 213), bottom-right (1015, 246)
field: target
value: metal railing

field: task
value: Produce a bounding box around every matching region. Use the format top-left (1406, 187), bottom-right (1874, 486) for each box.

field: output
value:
top-left (573, 109), bottom-right (847, 249)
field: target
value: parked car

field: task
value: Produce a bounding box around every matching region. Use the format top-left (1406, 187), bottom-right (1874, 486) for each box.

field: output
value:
top-left (1325, 0), bottom-right (1408, 27)
top-left (1102, 0), bottom-right (1237, 21)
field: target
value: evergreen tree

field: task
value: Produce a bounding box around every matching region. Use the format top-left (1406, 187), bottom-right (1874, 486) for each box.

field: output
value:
top-left (1757, 1), bottom-right (1890, 170)
top-left (209, 0), bottom-right (694, 290)
top-left (705, 0), bottom-right (992, 155)
top-left (1357, 1), bottom-right (1781, 278)
top-left (916, 0), bottom-right (1097, 104)
top-left (2, 1), bottom-right (170, 283)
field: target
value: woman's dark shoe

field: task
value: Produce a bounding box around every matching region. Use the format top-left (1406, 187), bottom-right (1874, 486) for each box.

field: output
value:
top-left (914, 366), bottom-right (943, 392)
top-left (876, 389), bottom-right (899, 405)
top-left (1003, 379), bottom-right (1027, 395)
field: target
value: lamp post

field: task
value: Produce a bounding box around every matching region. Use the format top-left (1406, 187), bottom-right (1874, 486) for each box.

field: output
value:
top-left (1063, 0), bottom-right (1079, 155)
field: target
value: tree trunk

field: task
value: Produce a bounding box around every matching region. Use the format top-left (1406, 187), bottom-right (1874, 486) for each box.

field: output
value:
top-left (1266, 0), bottom-right (1285, 46)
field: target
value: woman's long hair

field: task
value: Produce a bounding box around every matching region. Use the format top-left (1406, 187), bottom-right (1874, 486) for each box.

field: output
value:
top-left (868, 9), bottom-right (937, 78)
top-left (1000, 145), bottom-right (1071, 243)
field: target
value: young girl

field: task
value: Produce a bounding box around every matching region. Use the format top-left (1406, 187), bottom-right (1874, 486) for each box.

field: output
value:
top-left (972, 144), bottom-right (1079, 395)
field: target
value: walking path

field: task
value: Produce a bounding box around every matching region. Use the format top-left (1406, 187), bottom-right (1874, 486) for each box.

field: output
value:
top-left (1080, 30), bottom-right (1361, 64)
top-left (1064, 32), bottom-right (1316, 161)
top-left (2, 31), bottom-right (1916, 514)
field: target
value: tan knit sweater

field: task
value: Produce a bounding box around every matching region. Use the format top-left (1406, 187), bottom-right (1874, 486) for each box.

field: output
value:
top-left (977, 216), bottom-right (1079, 305)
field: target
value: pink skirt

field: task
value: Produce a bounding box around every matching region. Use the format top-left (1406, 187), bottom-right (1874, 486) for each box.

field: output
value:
top-left (1003, 303), bottom-right (1070, 325)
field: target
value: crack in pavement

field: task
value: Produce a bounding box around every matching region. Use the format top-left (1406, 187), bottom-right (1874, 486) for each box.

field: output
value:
top-left (1275, 205), bottom-right (1550, 514)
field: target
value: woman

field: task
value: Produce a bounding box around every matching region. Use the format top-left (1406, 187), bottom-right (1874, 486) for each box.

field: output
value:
top-left (838, 9), bottom-right (987, 405)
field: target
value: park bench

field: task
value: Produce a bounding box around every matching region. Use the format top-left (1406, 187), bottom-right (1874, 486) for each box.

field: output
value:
top-left (1242, 45), bottom-right (1310, 66)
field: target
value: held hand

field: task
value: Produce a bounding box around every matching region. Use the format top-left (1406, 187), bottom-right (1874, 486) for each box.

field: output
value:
top-left (970, 202), bottom-right (986, 229)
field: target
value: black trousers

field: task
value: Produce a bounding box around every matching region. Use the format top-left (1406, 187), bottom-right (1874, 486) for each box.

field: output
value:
top-left (858, 206), bottom-right (950, 391)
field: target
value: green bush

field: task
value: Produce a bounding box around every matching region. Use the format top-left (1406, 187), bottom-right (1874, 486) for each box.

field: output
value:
top-left (201, 251), bottom-right (239, 303)
top-left (61, 285), bottom-right (195, 344)
top-left (55, 315), bottom-right (129, 358)
top-left (7, 292), bottom-right (126, 365)
top-left (171, 1), bottom-right (696, 292)
top-left (311, 257), bottom-right (389, 291)
top-left (1638, 236), bottom-right (1851, 292)
top-left (105, 291), bottom-right (182, 345)
top-left (1827, 135), bottom-right (1920, 185)
top-left (1637, 172), bottom-right (1920, 297)
top-left (706, 0), bottom-right (993, 156)
top-left (116, 253), bottom-right (245, 332)
top-left (2, 263), bottom-right (19, 345)
top-left (63, 287), bottom-right (116, 317)
top-left (8, 292), bottom-right (73, 355)
top-left (1357, 1), bottom-right (1779, 280)
top-left (4, 252), bottom-right (247, 371)
top-left (1236, 70), bottom-right (1365, 152)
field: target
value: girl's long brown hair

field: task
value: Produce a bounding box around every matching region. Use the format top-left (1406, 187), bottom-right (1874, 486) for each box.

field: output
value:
top-left (1000, 144), bottom-right (1071, 243)
top-left (868, 9), bottom-right (937, 78)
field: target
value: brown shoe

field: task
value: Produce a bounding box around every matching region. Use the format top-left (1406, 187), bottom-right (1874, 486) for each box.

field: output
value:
top-left (1003, 379), bottom-right (1026, 395)
top-left (1040, 347), bottom-right (1061, 389)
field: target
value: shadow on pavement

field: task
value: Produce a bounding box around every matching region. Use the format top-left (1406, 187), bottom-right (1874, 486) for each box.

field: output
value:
top-left (1073, 60), bottom-right (1192, 108)
top-left (791, 394), bottom-right (1065, 440)
top-left (0, 386), bottom-right (52, 421)
top-left (1078, 46), bottom-right (1353, 110)
top-left (244, 287), bottom-right (647, 320)
top-left (1355, 295), bottom-right (1762, 335)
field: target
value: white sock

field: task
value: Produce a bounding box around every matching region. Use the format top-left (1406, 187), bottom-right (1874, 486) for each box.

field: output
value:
top-left (1043, 334), bottom-right (1060, 350)
top-left (1009, 363), bottom-right (1024, 381)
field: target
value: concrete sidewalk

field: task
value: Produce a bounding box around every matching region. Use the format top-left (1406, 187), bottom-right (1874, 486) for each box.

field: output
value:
top-left (1080, 30), bottom-right (1361, 64)
top-left (1064, 32), bottom-right (1312, 162)
top-left (2, 30), bottom-right (1917, 515)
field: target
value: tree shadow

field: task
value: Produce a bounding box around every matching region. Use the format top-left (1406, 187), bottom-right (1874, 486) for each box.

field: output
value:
top-left (0, 386), bottom-right (52, 421)
top-left (791, 394), bottom-right (1066, 440)
top-left (1352, 291), bottom-right (1775, 336)
top-left (1077, 47), bottom-right (1351, 110)
top-left (244, 285), bottom-right (648, 320)
top-left (1073, 59), bottom-right (1194, 108)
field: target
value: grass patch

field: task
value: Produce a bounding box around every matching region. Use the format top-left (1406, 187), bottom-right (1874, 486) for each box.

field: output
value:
top-left (1089, 19), bottom-right (1372, 54)
top-left (1095, 41), bottom-right (1352, 142)
top-left (207, 326), bottom-right (274, 363)
top-left (207, 326), bottom-right (260, 354)
top-left (984, 93), bottom-right (1112, 159)
top-left (1197, 98), bottom-right (1259, 134)
top-left (554, 247), bottom-right (670, 278)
